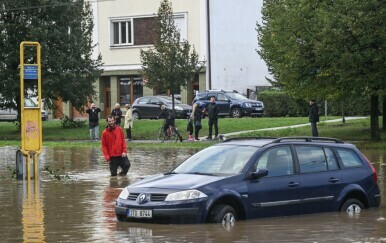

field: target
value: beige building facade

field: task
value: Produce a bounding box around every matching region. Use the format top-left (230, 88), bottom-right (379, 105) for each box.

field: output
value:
top-left (87, 0), bottom-right (208, 118)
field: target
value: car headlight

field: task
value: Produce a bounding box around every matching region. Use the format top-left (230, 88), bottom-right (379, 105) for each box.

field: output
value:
top-left (165, 190), bottom-right (207, 201)
top-left (174, 106), bottom-right (183, 111)
top-left (244, 103), bottom-right (252, 108)
top-left (118, 188), bottom-right (129, 200)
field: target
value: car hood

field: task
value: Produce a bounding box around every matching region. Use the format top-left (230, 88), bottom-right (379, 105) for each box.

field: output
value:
top-left (168, 104), bottom-right (192, 109)
top-left (129, 173), bottom-right (223, 190)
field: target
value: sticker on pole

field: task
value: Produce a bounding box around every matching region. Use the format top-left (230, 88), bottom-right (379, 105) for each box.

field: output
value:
top-left (24, 66), bottom-right (38, 80)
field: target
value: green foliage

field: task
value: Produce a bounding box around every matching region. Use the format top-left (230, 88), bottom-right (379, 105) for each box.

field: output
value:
top-left (257, 89), bottom-right (372, 117)
top-left (60, 116), bottom-right (86, 128)
top-left (257, 90), bottom-right (308, 117)
top-left (0, 0), bottom-right (103, 116)
top-left (140, 0), bottom-right (203, 97)
top-left (257, 0), bottom-right (386, 139)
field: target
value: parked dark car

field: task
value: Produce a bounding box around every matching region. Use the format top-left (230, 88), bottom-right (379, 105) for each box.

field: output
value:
top-left (193, 90), bottom-right (264, 118)
top-left (115, 137), bottom-right (381, 224)
top-left (131, 96), bottom-right (192, 120)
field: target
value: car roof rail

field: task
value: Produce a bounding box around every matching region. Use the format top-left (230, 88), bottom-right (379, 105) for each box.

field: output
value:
top-left (221, 136), bottom-right (277, 143)
top-left (271, 136), bottom-right (344, 144)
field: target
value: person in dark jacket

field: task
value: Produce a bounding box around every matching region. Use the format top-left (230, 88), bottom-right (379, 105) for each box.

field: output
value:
top-left (206, 96), bottom-right (219, 140)
top-left (192, 103), bottom-right (203, 141)
top-left (158, 105), bottom-right (175, 134)
top-left (309, 99), bottom-right (320, 137)
top-left (102, 115), bottom-right (130, 176)
top-left (86, 103), bottom-right (101, 141)
top-left (111, 103), bottom-right (123, 126)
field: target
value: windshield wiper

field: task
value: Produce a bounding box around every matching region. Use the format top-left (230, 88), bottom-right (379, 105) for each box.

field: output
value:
top-left (164, 171), bottom-right (177, 175)
top-left (190, 172), bottom-right (216, 176)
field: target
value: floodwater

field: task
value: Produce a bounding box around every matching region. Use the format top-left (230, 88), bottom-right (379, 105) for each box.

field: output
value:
top-left (0, 146), bottom-right (385, 243)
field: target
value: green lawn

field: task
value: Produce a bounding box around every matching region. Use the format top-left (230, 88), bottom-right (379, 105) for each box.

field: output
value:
top-left (0, 116), bottom-right (384, 149)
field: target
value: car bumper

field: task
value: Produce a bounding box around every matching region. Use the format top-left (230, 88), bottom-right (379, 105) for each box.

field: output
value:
top-left (115, 198), bottom-right (207, 223)
top-left (242, 107), bottom-right (264, 116)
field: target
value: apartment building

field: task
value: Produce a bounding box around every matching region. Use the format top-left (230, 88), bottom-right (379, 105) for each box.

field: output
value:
top-left (62, 0), bottom-right (270, 119)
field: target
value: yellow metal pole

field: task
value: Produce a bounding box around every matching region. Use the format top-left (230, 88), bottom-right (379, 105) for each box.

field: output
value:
top-left (26, 155), bottom-right (31, 181)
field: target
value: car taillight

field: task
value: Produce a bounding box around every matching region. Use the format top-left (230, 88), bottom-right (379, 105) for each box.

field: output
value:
top-left (363, 154), bottom-right (378, 184)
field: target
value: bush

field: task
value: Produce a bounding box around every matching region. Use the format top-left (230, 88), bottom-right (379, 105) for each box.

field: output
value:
top-left (257, 90), bottom-right (308, 117)
top-left (257, 90), bottom-right (374, 117)
top-left (60, 116), bottom-right (86, 128)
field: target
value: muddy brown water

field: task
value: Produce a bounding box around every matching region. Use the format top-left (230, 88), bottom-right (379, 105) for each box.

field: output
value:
top-left (0, 146), bottom-right (385, 242)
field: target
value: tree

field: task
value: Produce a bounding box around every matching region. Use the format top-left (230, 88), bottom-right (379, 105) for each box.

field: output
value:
top-left (257, 0), bottom-right (386, 141)
top-left (140, 0), bottom-right (202, 113)
top-left (0, 0), bottom-right (103, 120)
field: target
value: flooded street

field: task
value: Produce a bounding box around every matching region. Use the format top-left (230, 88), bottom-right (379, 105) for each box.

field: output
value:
top-left (0, 146), bottom-right (385, 242)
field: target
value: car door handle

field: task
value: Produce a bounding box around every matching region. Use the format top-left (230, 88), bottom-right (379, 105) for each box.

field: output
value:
top-left (328, 178), bottom-right (340, 183)
top-left (288, 182), bottom-right (299, 188)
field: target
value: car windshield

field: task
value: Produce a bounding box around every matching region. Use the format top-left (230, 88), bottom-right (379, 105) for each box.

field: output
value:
top-left (226, 93), bottom-right (250, 100)
top-left (174, 145), bottom-right (258, 175)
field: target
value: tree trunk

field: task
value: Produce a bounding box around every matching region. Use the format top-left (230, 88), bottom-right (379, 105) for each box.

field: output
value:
top-left (383, 95), bottom-right (386, 131)
top-left (370, 94), bottom-right (380, 141)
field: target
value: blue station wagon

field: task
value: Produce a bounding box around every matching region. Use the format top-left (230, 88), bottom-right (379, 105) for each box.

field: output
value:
top-left (115, 137), bottom-right (381, 224)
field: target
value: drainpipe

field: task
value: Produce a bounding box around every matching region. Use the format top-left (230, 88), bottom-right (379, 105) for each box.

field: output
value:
top-left (206, 0), bottom-right (212, 90)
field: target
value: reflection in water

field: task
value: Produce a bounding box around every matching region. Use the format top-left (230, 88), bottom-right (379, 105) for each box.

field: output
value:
top-left (0, 146), bottom-right (385, 242)
top-left (22, 180), bottom-right (45, 243)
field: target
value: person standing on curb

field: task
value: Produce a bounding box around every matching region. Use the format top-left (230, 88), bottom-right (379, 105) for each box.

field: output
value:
top-left (206, 96), bottom-right (219, 140)
top-left (86, 103), bottom-right (101, 141)
top-left (102, 115), bottom-right (130, 176)
top-left (111, 103), bottom-right (123, 126)
top-left (309, 99), bottom-right (319, 137)
top-left (124, 104), bottom-right (133, 141)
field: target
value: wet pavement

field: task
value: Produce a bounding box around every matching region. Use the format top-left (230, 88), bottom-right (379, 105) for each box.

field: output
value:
top-left (0, 146), bottom-right (385, 242)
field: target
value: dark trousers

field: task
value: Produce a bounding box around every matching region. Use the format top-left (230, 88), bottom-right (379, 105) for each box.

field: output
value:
top-left (194, 125), bottom-right (201, 139)
top-left (109, 156), bottom-right (130, 176)
top-left (126, 127), bottom-right (131, 139)
top-left (311, 122), bottom-right (318, 137)
top-left (208, 118), bottom-right (218, 137)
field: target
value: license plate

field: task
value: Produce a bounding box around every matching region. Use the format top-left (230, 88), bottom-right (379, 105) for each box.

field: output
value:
top-left (255, 108), bottom-right (262, 111)
top-left (127, 209), bottom-right (152, 218)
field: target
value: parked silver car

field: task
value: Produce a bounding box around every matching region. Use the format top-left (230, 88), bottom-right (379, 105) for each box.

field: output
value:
top-left (0, 98), bottom-right (48, 121)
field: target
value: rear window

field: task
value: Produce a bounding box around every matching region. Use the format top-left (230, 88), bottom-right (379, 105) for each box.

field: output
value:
top-left (336, 148), bottom-right (363, 168)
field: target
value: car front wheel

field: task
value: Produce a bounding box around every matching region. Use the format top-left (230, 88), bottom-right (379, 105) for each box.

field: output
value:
top-left (231, 108), bottom-right (241, 118)
top-left (208, 204), bottom-right (236, 225)
top-left (132, 111), bottom-right (139, 120)
top-left (340, 198), bottom-right (364, 215)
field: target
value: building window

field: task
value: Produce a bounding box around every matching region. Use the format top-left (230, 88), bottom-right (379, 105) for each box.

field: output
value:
top-left (111, 19), bottom-right (133, 46)
top-left (119, 75), bottom-right (144, 105)
top-left (173, 14), bottom-right (187, 41)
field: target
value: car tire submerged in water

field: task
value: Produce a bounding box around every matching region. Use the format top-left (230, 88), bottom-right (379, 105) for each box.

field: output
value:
top-left (209, 204), bottom-right (236, 224)
top-left (340, 198), bottom-right (364, 215)
top-left (116, 214), bottom-right (126, 221)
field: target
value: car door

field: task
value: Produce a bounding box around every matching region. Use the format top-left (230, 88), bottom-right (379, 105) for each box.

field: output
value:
top-left (215, 93), bottom-right (231, 115)
top-left (295, 145), bottom-right (343, 214)
top-left (246, 145), bottom-right (300, 218)
top-left (148, 97), bottom-right (163, 118)
top-left (135, 97), bottom-right (151, 118)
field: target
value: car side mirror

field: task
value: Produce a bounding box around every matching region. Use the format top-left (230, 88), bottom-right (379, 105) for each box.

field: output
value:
top-left (251, 168), bottom-right (268, 179)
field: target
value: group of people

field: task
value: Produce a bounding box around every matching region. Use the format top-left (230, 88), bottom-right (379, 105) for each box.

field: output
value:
top-left (85, 97), bottom-right (320, 177)
top-left (187, 96), bottom-right (219, 141)
top-left (86, 102), bottom-right (133, 177)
